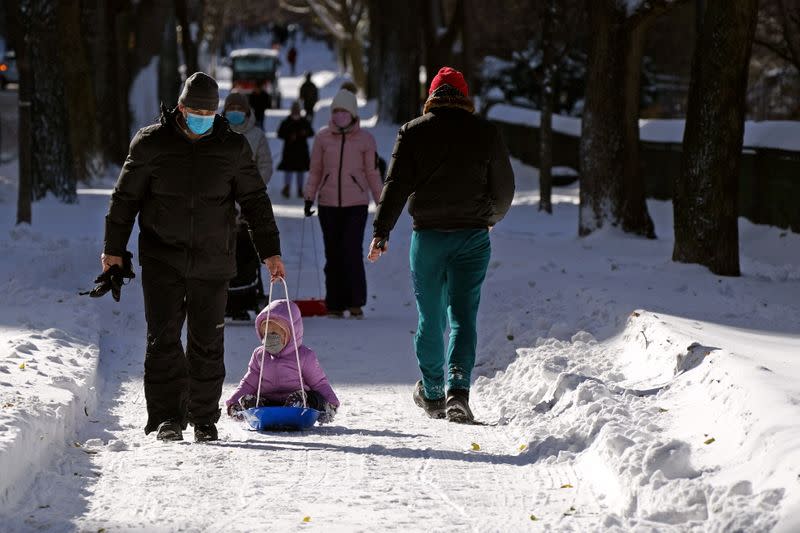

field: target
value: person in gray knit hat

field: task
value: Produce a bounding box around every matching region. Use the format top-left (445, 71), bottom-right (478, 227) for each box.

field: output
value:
top-left (100, 71), bottom-right (286, 443)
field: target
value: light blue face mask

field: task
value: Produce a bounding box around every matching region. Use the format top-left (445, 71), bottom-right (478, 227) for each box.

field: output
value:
top-left (186, 112), bottom-right (215, 135)
top-left (226, 111), bottom-right (246, 125)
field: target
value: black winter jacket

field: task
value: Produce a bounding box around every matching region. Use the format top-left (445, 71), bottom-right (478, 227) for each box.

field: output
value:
top-left (373, 92), bottom-right (515, 239)
top-left (277, 116), bottom-right (313, 172)
top-left (104, 107), bottom-right (281, 280)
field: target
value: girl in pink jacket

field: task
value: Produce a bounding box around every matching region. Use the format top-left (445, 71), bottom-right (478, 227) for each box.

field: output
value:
top-left (303, 89), bottom-right (383, 318)
top-left (226, 299), bottom-right (340, 423)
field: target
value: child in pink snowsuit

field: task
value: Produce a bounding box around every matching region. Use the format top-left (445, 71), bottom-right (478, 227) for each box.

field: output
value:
top-left (226, 299), bottom-right (339, 423)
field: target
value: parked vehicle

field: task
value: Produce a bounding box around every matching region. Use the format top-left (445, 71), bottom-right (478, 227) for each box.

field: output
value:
top-left (230, 48), bottom-right (282, 109)
top-left (0, 50), bottom-right (18, 90)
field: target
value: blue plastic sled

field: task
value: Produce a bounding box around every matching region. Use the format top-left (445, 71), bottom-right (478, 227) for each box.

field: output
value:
top-left (244, 406), bottom-right (320, 431)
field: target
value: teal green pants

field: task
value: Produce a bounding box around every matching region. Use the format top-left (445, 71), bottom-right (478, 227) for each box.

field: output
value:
top-left (410, 229), bottom-right (491, 400)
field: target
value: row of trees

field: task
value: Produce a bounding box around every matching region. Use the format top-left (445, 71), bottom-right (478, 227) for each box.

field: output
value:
top-left (301, 0), bottom-right (761, 276)
top-left (4, 1), bottom-right (779, 278)
top-left (5, 0), bottom-right (273, 223)
top-left (577, 0), bottom-right (758, 276)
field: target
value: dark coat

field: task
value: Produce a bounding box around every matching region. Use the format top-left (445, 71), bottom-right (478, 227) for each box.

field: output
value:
top-left (373, 90), bottom-right (515, 239)
top-left (299, 80), bottom-right (319, 112)
top-left (104, 107), bottom-right (281, 280)
top-left (277, 116), bottom-right (313, 171)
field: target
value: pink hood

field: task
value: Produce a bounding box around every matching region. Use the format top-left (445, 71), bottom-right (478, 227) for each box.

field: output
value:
top-left (304, 117), bottom-right (383, 207)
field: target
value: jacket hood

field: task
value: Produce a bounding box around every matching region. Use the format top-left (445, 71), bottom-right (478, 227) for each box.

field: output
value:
top-left (229, 110), bottom-right (256, 134)
top-left (255, 299), bottom-right (304, 357)
top-left (423, 84), bottom-right (475, 115)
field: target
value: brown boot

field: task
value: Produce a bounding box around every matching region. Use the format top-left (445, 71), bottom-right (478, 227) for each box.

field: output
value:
top-left (348, 307), bottom-right (364, 319)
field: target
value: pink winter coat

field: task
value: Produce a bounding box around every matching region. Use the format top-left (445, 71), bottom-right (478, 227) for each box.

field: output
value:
top-left (225, 299), bottom-right (339, 408)
top-left (304, 118), bottom-right (383, 207)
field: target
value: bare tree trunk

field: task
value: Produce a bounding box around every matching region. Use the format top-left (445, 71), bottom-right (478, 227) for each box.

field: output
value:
top-left (579, 0), bottom-right (625, 235)
top-left (58, 0), bottom-right (97, 183)
top-left (344, 37), bottom-right (367, 90)
top-left (620, 20), bottom-right (655, 237)
top-left (374, 0), bottom-right (420, 123)
top-left (4, 0), bottom-right (32, 223)
top-left (175, 0), bottom-right (200, 75)
top-left (22, 0), bottom-right (77, 203)
top-left (159, 9), bottom-right (181, 106)
top-left (366, 0), bottom-right (382, 99)
top-left (421, 0), bottom-right (464, 88)
top-left (673, 0), bottom-right (758, 276)
top-left (539, 0), bottom-right (556, 214)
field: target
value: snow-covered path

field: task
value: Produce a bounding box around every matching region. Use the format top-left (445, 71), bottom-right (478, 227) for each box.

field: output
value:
top-left (5, 263), bottom-right (606, 532)
top-left (3, 37), bottom-right (800, 532)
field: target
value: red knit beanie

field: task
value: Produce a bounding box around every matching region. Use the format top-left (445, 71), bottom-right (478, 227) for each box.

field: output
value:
top-left (428, 67), bottom-right (469, 97)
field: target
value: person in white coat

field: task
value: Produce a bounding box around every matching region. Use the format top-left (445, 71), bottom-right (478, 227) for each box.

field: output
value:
top-left (223, 92), bottom-right (273, 184)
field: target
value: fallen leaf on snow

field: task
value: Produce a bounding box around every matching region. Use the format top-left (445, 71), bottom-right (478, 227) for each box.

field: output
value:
top-left (529, 514), bottom-right (538, 521)
top-left (19, 362), bottom-right (25, 370)
top-left (519, 444), bottom-right (527, 451)
top-left (302, 516), bottom-right (311, 523)
top-left (704, 437), bottom-right (716, 445)
top-left (560, 483), bottom-right (573, 489)
top-left (471, 442), bottom-right (481, 451)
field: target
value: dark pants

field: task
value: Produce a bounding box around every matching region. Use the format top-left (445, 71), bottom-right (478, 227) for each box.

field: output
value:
top-left (318, 205), bottom-right (368, 311)
top-left (240, 390), bottom-right (326, 410)
top-left (141, 258), bottom-right (229, 434)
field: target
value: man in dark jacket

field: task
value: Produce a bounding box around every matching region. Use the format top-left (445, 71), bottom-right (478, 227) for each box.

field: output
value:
top-left (101, 72), bottom-right (286, 442)
top-left (299, 72), bottom-right (319, 122)
top-left (368, 67), bottom-right (514, 424)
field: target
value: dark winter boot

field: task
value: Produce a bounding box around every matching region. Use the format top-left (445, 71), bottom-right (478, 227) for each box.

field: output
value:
top-left (446, 388), bottom-right (474, 424)
top-left (156, 420), bottom-right (184, 441)
top-left (194, 423), bottom-right (218, 442)
top-left (413, 380), bottom-right (446, 419)
top-left (281, 184), bottom-right (290, 198)
top-left (348, 307), bottom-right (364, 319)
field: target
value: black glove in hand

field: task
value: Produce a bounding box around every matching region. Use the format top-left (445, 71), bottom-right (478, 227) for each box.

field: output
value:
top-left (80, 251), bottom-right (135, 302)
top-left (227, 402), bottom-right (244, 420)
top-left (317, 403), bottom-right (337, 425)
top-left (304, 200), bottom-right (315, 217)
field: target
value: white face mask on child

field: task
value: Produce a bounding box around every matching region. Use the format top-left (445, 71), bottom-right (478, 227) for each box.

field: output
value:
top-left (264, 333), bottom-right (285, 354)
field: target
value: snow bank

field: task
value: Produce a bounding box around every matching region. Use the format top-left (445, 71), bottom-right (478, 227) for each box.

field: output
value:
top-left (488, 103), bottom-right (800, 152)
top-left (487, 104), bottom-right (582, 136)
top-left (474, 311), bottom-right (796, 530)
top-left (0, 197), bottom-right (107, 514)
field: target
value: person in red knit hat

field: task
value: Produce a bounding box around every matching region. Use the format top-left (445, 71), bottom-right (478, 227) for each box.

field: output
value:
top-left (368, 66), bottom-right (515, 424)
top-left (428, 66), bottom-right (470, 97)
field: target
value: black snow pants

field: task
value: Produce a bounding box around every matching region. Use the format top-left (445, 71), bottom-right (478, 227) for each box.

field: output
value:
top-left (141, 257), bottom-right (228, 434)
top-left (318, 205), bottom-right (368, 312)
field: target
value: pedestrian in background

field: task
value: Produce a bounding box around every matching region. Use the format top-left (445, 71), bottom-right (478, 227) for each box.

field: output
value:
top-left (223, 92), bottom-right (273, 184)
top-left (304, 89), bottom-right (382, 319)
top-left (299, 72), bottom-right (319, 123)
top-left (277, 101), bottom-right (314, 198)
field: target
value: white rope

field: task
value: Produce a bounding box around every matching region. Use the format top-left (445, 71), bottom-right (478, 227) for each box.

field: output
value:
top-left (254, 277), bottom-right (308, 409)
top-left (254, 280), bottom-right (275, 408)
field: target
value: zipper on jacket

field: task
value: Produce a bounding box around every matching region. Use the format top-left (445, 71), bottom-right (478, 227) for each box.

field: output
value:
top-left (336, 134), bottom-right (346, 207)
top-left (187, 143), bottom-right (196, 277)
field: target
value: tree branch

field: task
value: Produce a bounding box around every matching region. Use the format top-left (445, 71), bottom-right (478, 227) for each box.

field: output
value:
top-left (754, 37), bottom-right (794, 64)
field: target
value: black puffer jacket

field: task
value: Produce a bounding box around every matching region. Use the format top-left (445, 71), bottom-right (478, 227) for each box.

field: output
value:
top-left (104, 107), bottom-right (281, 280)
top-left (373, 88), bottom-right (515, 239)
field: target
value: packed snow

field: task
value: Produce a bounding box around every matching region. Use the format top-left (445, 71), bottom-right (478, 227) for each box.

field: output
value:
top-left (488, 103), bottom-right (800, 151)
top-left (1, 37), bottom-right (800, 532)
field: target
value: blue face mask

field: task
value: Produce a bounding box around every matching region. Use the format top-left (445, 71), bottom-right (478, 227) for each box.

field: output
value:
top-left (186, 112), bottom-right (215, 135)
top-left (226, 111), bottom-right (246, 125)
